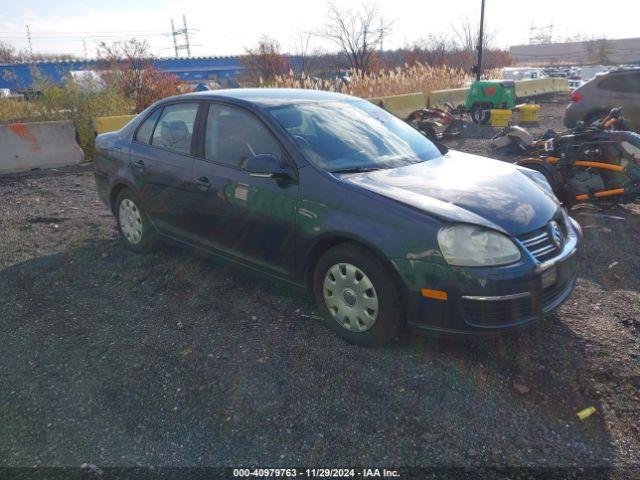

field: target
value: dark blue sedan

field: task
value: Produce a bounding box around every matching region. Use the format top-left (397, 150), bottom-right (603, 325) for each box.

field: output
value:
top-left (94, 89), bottom-right (581, 346)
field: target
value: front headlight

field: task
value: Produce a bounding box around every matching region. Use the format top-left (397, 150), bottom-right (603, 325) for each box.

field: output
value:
top-left (437, 224), bottom-right (521, 267)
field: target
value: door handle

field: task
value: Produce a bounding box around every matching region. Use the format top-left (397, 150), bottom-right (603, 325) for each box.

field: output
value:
top-left (194, 176), bottom-right (211, 191)
top-left (132, 159), bottom-right (145, 171)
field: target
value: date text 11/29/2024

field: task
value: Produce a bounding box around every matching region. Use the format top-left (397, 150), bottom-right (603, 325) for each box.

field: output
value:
top-left (232, 468), bottom-right (400, 478)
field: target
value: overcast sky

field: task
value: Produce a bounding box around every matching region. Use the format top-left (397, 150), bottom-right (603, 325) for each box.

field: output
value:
top-left (0, 0), bottom-right (637, 58)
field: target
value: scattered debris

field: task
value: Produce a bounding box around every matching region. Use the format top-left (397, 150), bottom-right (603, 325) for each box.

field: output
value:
top-left (577, 407), bottom-right (597, 420)
top-left (608, 261), bottom-right (619, 269)
top-left (80, 463), bottom-right (103, 476)
top-left (513, 382), bottom-right (530, 395)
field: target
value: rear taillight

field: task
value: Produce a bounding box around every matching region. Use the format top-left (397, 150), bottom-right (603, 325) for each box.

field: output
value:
top-left (570, 90), bottom-right (583, 102)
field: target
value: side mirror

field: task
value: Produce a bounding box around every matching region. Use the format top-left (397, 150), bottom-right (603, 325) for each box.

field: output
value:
top-left (243, 154), bottom-right (291, 179)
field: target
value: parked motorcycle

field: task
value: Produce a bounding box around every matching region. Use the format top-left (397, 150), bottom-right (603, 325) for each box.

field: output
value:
top-left (404, 105), bottom-right (465, 142)
top-left (491, 107), bottom-right (640, 204)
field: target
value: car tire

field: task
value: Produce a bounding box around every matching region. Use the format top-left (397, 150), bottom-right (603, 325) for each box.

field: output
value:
top-left (114, 188), bottom-right (158, 253)
top-left (312, 243), bottom-right (402, 347)
top-left (471, 105), bottom-right (490, 125)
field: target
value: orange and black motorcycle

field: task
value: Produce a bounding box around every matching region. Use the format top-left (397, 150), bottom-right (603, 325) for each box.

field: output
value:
top-left (492, 107), bottom-right (640, 204)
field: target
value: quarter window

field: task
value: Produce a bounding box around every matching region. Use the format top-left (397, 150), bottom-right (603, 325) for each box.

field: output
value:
top-left (135, 108), bottom-right (162, 144)
top-left (151, 103), bottom-right (199, 155)
top-left (204, 104), bottom-right (283, 167)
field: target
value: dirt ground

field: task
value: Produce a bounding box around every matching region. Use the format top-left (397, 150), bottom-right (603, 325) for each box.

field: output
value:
top-left (1, 94), bottom-right (639, 477)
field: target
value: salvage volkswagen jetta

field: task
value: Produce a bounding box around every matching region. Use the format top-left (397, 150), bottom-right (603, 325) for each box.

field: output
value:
top-left (94, 89), bottom-right (581, 346)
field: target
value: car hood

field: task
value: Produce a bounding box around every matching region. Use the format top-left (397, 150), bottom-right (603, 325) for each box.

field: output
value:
top-left (339, 150), bottom-right (559, 236)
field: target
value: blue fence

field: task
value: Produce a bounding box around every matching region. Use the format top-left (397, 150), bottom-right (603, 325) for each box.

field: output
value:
top-left (0, 56), bottom-right (301, 91)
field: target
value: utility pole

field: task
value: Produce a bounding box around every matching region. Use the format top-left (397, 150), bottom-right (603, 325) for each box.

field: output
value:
top-left (26, 24), bottom-right (33, 61)
top-left (171, 19), bottom-right (179, 57)
top-left (182, 15), bottom-right (191, 58)
top-left (168, 16), bottom-right (193, 58)
top-left (475, 0), bottom-right (485, 81)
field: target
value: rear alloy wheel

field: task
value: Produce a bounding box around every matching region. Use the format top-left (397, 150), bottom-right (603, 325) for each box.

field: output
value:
top-left (115, 189), bottom-right (157, 253)
top-left (313, 244), bottom-right (402, 347)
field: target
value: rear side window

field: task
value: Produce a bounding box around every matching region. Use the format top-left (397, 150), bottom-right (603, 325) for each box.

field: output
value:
top-left (599, 73), bottom-right (640, 93)
top-left (135, 108), bottom-right (162, 144)
top-left (204, 104), bottom-right (283, 167)
top-left (151, 103), bottom-right (199, 155)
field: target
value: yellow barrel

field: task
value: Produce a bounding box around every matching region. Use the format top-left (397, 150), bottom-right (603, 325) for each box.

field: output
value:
top-left (519, 104), bottom-right (540, 123)
top-left (490, 109), bottom-right (512, 127)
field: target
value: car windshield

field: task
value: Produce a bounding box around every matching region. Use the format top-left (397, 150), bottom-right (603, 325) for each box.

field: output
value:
top-left (267, 99), bottom-right (442, 172)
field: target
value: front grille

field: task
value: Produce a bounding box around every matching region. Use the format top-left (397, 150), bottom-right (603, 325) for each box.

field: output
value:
top-left (518, 214), bottom-right (568, 262)
top-left (462, 295), bottom-right (533, 327)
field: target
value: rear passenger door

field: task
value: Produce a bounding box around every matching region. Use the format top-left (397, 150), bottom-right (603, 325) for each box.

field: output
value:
top-left (129, 102), bottom-right (201, 236)
top-left (189, 102), bottom-right (298, 275)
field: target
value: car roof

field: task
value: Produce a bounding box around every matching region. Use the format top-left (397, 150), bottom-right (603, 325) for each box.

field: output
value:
top-left (601, 67), bottom-right (640, 76)
top-left (162, 88), bottom-right (357, 108)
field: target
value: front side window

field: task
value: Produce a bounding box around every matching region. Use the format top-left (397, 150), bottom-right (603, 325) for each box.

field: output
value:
top-left (135, 108), bottom-right (162, 144)
top-left (151, 103), bottom-right (199, 155)
top-left (268, 99), bottom-right (441, 172)
top-left (204, 104), bottom-right (283, 167)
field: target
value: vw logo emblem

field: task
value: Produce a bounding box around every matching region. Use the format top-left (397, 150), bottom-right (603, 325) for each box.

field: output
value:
top-left (549, 221), bottom-right (564, 248)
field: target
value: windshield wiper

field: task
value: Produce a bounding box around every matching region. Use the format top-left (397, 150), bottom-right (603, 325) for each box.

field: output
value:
top-left (330, 166), bottom-right (381, 174)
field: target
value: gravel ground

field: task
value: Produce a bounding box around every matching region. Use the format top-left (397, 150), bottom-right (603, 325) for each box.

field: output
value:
top-left (1, 94), bottom-right (639, 476)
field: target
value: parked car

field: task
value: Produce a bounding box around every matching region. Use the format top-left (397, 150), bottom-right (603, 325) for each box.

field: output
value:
top-left (94, 89), bottom-right (581, 346)
top-left (568, 79), bottom-right (584, 92)
top-left (565, 68), bottom-right (640, 131)
top-left (502, 67), bottom-right (547, 81)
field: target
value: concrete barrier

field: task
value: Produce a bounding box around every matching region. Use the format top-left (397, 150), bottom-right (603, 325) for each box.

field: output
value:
top-left (515, 78), bottom-right (569, 98)
top-left (94, 114), bottom-right (136, 135)
top-left (0, 121), bottom-right (84, 174)
top-left (427, 87), bottom-right (468, 107)
top-left (425, 78), bottom-right (570, 107)
top-left (368, 93), bottom-right (425, 117)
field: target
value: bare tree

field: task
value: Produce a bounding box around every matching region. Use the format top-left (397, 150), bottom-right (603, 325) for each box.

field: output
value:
top-left (410, 34), bottom-right (457, 66)
top-left (451, 16), bottom-right (496, 52)
top-left (294, 32), bottom-right (320, 78)
top-left (97, 39), bottom-right (179, 112)
top-left (585, 37), bottom-right (613, 64)
top-left (241, 36), bottom-right (291, 86)
top-left (0, 41), bottom-right (16, 63)
top-left (319, 2), bottom-right (392, 73)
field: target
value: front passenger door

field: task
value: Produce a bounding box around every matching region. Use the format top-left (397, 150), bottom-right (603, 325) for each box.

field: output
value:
top-left (189, 103), bottom-right (298, 275)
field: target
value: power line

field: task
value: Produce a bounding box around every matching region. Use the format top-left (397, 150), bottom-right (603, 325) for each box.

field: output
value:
top-left (0, 29), bottom-right (166, 36)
